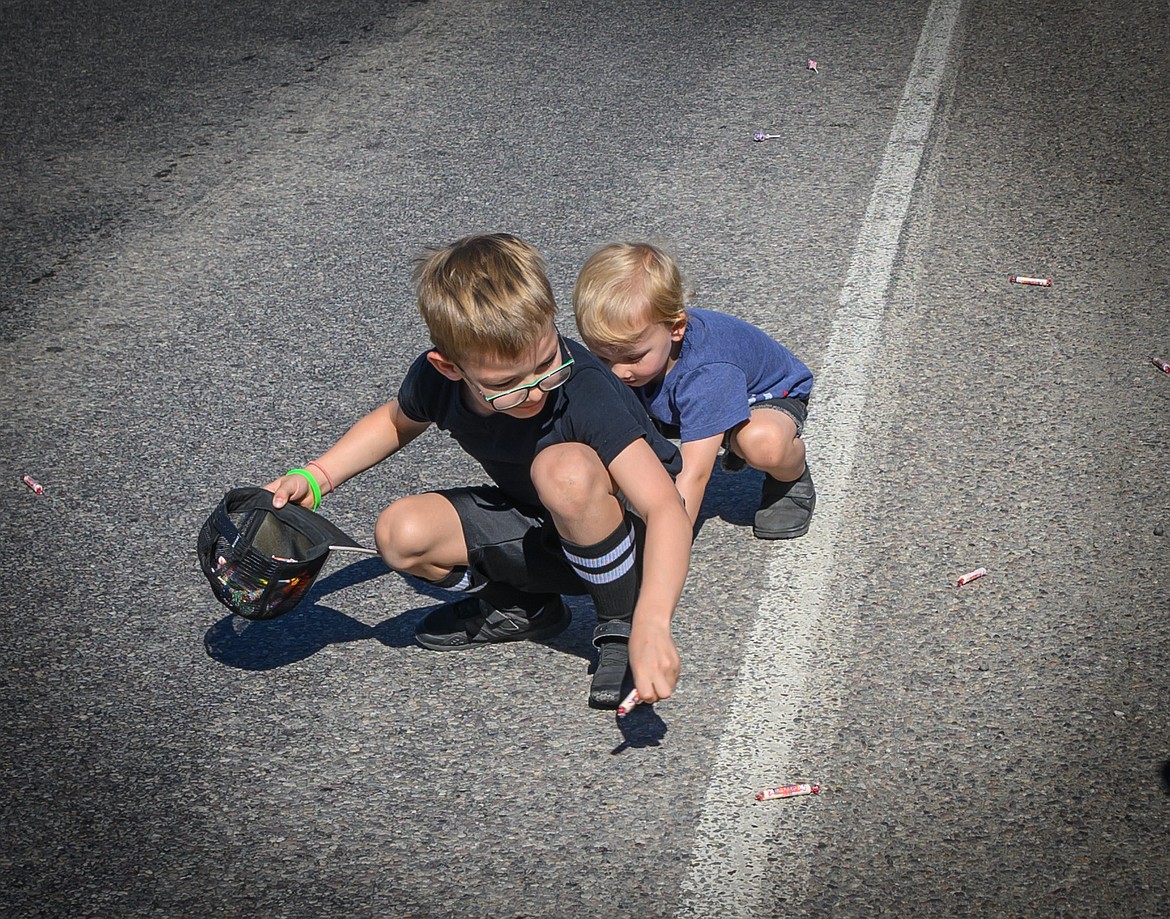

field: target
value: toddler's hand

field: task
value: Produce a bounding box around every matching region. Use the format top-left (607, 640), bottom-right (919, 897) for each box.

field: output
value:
top-left (263, 474), bottom-right (314, 509)
top-left (628, 620), bottom-right (680, 705)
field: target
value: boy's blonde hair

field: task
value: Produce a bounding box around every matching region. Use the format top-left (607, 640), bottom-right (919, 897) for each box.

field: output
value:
top-left (573, 242), bottom-right (687, 348)
top-left (414, 233), bottom-right (557, 364)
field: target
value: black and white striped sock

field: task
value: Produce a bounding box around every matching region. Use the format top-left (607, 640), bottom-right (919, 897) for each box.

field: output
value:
top-left (562, 516), bottom-right (638, 624)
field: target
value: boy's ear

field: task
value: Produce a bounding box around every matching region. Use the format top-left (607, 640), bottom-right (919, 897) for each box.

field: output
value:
top-left (669, 314), bottom-right (688, 342)
top-left (426, 350), bottom-right (464, 382)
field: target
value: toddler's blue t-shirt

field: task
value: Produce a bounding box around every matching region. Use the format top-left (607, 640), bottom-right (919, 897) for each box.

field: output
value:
top-left (638, 307), bottom-right (813, 442)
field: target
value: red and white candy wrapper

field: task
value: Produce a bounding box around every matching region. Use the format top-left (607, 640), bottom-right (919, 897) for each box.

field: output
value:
top-left (22, 474), bottom-right (44, 495)
top-left (616, 688), bottom-right (641, 718)
top-left (1150, 356), bottom-right (1170, 374)
top-left (756, 782), bottom-right (820, 802)
top-left (1009, 275), bottom-right (1052, 287)
top-left (807, 59), bottom-right (818, 73)
top-left (956, 567), bottom-right (988, 587)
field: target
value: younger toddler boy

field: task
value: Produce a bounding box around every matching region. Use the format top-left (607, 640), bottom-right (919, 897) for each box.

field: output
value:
top-left (573, 242), bottom-right (815, 539)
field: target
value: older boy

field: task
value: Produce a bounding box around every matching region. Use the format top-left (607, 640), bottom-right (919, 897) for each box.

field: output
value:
top-left (266, 233), bottom-right (690, 708)
top-left (574, 242), bottom-right (815, 539)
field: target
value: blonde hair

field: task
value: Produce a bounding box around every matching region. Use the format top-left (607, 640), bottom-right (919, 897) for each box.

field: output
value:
top-left (414, 233), bottom-right (557, 363)
top-left (573, 242), bottom-right (688, 348)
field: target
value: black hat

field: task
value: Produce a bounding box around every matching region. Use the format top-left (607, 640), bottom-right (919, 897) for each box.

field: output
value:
top-left (197, 486), bottom-right (375, 620)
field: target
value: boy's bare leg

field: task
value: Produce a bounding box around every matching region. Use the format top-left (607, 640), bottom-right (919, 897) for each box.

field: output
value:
top-left (727, 409), bottom-right (805, 482)
top-left (530, 442), bottom-right (624, 544)
top-left (728, 410), bottom-right (816, 540)
top-left (375, 493), bottom-right (468, 581)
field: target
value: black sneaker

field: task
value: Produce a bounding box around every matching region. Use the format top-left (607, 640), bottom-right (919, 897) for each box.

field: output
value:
top-left (414, 594), bottom-right (570, 651)
top-left (589, 620), bottom-right (633, 709)
top-left (753, 466), bottom-right (816, 539)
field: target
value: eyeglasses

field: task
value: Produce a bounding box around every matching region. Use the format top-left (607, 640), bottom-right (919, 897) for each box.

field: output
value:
top-left (469, 350), bottom-right (575, 411)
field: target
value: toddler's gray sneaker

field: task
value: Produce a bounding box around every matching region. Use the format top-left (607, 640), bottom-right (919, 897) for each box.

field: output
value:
top-left (753, 466), bottom-right (815, 539)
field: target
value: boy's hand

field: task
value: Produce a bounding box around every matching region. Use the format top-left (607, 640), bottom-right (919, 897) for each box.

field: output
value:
top-left (628, 619), bottom-right (680, 704)
top-left (263, 474), bottom-right (315, 509)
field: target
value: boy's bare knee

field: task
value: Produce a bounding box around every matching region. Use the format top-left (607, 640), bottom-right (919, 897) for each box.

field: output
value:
top-left (737, 412), bottom-right (801, 467)
top-left (375, 499), bottom-right (432, 571)
top-left (734, 429), bottom-right (775, 469)
top-left (531, 443), bottom-right (608, 516)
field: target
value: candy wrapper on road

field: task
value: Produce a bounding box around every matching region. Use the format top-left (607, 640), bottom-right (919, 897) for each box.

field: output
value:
top-left (956, 567), bottom-right (988, 587)
top-left (22, 474), bottom-right (44, 495)
top-left (756, 782), bottom-right (820, 802)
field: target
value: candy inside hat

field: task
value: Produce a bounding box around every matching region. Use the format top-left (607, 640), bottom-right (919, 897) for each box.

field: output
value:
top-left (197, 486), bottom-right (374, 620)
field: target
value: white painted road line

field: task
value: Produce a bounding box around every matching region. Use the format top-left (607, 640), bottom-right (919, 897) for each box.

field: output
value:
top-left (676, 1), bottom-right (964, 916)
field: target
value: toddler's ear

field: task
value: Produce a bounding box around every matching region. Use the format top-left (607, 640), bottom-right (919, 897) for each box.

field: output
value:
top-left (426, 350), bottom-right (463, 381)
top-left (670, 315), bottom-right (688, 341)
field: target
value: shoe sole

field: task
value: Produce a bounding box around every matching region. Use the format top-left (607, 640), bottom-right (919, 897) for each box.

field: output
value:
top-left (752, 521), bottom-right (812, 540)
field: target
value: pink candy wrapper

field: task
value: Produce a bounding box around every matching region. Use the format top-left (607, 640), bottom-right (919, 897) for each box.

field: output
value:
top-left (756, 782), bottom-right (820, 802)
top-left (956, 567), bottom-right (988, 587)
top-left (617, 689), bottom-right (641, 718)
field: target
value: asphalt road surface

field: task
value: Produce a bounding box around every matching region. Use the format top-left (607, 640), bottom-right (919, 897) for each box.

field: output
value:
top-left (2, 1), bottom-right (1168, 917)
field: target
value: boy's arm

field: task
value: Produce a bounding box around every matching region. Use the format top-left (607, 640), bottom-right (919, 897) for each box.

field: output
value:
top-left (676, 433), bottom-right (723, 527)
top-left (607, 437), bottom-right (693, 704)
top-left (267, 398), bottom-right (430, 508)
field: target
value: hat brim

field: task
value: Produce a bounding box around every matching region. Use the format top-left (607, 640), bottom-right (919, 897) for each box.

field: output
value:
top-left (216, 486), bottom-right (365, 556)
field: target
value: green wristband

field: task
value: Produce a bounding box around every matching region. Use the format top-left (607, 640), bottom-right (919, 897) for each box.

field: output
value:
top-left (286, 468), bottom-right (322, 511)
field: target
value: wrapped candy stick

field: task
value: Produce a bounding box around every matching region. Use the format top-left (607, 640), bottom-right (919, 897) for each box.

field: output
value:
top-left (956, 567), bottom-right (988, 587)
top-left (756, 782), bottom-right (820, 801)
top-left (617, 688), bottom-right (641, 718)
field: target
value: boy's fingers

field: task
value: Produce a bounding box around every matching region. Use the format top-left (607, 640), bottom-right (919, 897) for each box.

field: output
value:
top-left (262, 477), bottom-right (301, 509)
top-left (644, 680), bottom-right (672, 704)
top-left (633, 672), bottom-right (675, 706)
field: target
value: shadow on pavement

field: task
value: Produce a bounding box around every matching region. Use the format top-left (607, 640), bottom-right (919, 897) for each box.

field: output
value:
top-left (203, 556), bottom-right (595, 669)
top-left (611, 705), bottom-right (668, 754)
top-left (695, 464), bottom-right (760, 534)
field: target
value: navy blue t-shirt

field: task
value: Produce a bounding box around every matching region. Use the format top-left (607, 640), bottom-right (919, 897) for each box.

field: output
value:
top-left (397, 336), bottom-right (682, 509)
top-left (639, 308), bottom-right (814, 442)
